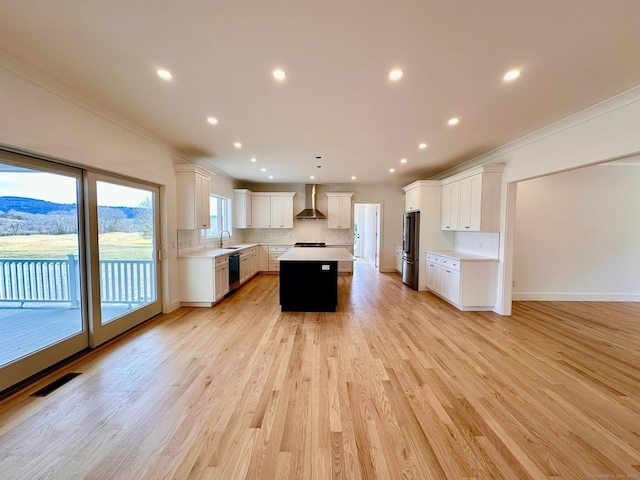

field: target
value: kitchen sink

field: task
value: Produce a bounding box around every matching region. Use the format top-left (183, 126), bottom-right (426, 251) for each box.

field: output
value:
top-left (223, 246), bottom-right (240, 249)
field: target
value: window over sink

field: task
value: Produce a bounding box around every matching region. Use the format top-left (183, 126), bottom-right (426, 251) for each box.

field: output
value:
top-left (200, 194), bottom-right (232, 241)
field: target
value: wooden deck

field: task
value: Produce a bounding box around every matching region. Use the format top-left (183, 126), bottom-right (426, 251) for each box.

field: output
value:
top-left (0, 303), bottom-right (133, 366)
top-left (0, 260), bottom-right (639, 479)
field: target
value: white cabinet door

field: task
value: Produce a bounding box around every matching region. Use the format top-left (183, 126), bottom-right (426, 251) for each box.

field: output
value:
top-left (251, 196), bottom-right (272, 228)
top-left (441, 182), bottom-right (460, 231)
top-left (175, 165), bottom-right (211, 230)
top-left (214, 264), bottom-right (229, 301)
top-left (268, 196), bottom-right (294, 228)
top-left (233, 189), bottom-right (252, 228)
top-left (441, 268), bottom-right (460, 304)
top-left (240, 255), bottom-right (250, 283)
top-left (458, 174), bottom-right (483, 231)
top-left (328, 196), bottom-right (351, 229)
top-left (196, 173), bottom-right (211, 229)
top-left (258, 246), bottom-right (269, 271)
top-left (394, 245), bottom-right (402, 272)
top-left (405, 188), bottom-right (420, 212)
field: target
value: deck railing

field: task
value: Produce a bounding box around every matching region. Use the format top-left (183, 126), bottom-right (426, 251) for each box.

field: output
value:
top-left (0, 256), bottom-right (155, 307)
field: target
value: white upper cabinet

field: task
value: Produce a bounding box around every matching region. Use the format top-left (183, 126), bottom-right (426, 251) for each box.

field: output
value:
top-left (440, 164), bottom-right (504, 232)
top-left (250, 192), bottom-right (295, 229)
top-left (175, 164), bottom-right (212, 230)
top-left (233, 189), bottom-right (253, 228)
top-left (404, 187), bottom-right (420, 212)
top-left (326, 192), bottom-right (353, 229)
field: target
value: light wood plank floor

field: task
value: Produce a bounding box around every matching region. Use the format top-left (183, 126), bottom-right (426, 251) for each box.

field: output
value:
top-left (0, 260), bottom-right (639, 479)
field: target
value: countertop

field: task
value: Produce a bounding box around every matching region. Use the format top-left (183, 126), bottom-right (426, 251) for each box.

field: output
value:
top-left (178, 243), bottom-right (260, 259)
top-left (426, 250), bottom-right (499, 262)
top-left (279, 247), bottom-right (355, 262)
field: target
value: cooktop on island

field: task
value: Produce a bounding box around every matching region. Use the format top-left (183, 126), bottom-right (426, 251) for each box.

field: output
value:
top-left (294, 242), bottom-right (326, 247)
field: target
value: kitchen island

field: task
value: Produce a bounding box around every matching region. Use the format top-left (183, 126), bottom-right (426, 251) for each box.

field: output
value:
top-left (279, 247), bottom-right (354, 312)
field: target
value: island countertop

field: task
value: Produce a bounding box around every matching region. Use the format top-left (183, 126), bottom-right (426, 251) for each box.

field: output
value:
top-left (278, 247), bottom-right (354, 262)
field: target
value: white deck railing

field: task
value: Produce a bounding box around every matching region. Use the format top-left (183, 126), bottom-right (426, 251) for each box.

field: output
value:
top-left (0, 256), bottom-right (155, 307)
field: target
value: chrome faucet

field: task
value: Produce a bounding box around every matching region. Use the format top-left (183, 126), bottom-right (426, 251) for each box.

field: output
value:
top-left (219, 230), bottom-right (231, 248)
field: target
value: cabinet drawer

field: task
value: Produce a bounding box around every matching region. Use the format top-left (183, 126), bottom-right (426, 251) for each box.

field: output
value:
top-left (439, 257), bottom-right (460, 271)
top-left (240, 249), bottom-right (251, 258)
top-left (215, 256), bottom-right (228, 266)
top-left (269, 246), bottom-right (291, 253)
top-left (269, 261), bottom-right (280, 271)
top-left (338, 261), bottom-right (353, 272)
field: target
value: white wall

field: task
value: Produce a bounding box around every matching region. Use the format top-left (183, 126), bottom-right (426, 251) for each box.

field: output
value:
top-left (0, 52), bottom-right (182, 312)
top-left (513, 163), bottom-right (640, 300)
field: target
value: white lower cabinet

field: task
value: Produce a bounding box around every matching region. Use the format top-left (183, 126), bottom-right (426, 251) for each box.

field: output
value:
top-left (425, 252), bottom-right (497, 311)
top-left (268, 245), bottom-right (292, 272)
top-left (240, 250), bottom-right (250, 284)
top-left (214, 256), bottom-right (229, 301)
top-left (394, 244), bottom-right (403, 272)
top-left (327, 244), bottom-right (354, 274)
top-left (179, 255), bottom-right (229, 306)
top-left (258, 246), bottom-right (269, 272)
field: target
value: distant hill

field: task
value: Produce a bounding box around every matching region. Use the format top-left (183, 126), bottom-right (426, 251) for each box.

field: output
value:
top-left (0, 196), bottom-right (141, 218)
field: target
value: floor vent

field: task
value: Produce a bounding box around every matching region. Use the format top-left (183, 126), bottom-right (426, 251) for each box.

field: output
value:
top-left (30, 373), bottom-right (82, 397)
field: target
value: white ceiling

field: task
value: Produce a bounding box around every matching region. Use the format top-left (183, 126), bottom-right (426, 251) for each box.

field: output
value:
top-left (1, 1), bottom-right (639, 186)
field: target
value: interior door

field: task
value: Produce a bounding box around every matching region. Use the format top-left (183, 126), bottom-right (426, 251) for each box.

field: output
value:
top-left (85, 173), bottom-right (162, 347)
top-left (0, 152), bottom-right (89, 392)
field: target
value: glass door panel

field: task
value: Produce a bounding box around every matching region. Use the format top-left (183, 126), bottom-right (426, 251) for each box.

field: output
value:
top-left (0, 153), bottom-right (88, 392)
top-left (87, 174), bottom-right (161, 346)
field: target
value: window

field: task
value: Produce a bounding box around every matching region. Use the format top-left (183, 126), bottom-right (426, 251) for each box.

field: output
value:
top-left (201, 194), bottom-right (232, 240)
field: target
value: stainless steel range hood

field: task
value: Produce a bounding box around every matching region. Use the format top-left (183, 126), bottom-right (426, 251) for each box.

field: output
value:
top-left (295, 184), bottom-right (326, 219)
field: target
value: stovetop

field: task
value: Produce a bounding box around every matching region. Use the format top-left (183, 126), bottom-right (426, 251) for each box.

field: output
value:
top-left (294, 242), bottom-right (326, 247)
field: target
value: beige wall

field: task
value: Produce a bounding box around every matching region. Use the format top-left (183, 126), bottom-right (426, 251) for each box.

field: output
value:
top-left (513, 162), bottom-right (640, 300)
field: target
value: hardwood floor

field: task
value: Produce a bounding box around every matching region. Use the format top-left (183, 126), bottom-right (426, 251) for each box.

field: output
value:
top-left (1, 259), bottom-right (639, 479)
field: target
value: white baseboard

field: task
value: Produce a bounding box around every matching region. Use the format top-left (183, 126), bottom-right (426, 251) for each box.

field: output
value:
top-left (164, 299), bottom-right (183, 313)
top-left (512, 292), bottom-right (640, 301)
top-left (379, 267), bottom-right (397, 273)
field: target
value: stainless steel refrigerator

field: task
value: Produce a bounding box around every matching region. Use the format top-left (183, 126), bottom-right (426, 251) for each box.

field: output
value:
top-left (402, 211), bottom-right (420, 289)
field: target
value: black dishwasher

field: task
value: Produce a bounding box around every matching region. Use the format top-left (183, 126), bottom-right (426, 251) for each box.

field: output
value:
top-left (228, 253), bottom-right (240, 292)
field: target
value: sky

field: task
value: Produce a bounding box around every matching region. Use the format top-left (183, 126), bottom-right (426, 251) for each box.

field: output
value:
top-left (0, 172), bottom-right (151, 207)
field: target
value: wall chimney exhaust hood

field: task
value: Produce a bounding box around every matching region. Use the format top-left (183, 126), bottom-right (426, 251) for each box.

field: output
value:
top-left (295, 184), bottom-right (326, 219)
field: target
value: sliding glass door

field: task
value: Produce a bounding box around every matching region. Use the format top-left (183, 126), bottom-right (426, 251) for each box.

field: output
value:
top-left (0, 152), bottom-right (89, 392)
top-left (0, 152), bottom-right (163, 392)
top-left (86, 173), bottom-right (162, 347)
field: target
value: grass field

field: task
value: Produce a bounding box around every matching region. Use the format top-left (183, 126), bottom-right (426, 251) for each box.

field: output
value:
top-left (0, 232), bottom-right (153, 260)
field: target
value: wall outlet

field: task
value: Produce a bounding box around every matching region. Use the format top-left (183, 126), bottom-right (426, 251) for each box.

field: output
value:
top-left (479, 241), bottom-right (483, 248)
top-left (512, 280), bottom-right (516, 287)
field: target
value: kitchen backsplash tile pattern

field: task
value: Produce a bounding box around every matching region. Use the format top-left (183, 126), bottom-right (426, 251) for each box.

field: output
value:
top-left (178, 220), bottom-right (353, 256)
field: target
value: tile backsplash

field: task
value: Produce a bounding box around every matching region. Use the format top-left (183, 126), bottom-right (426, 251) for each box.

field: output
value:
top-left (454, 231), bottom-right (500, 258)
top-left (177, 220), bottom-right (354, 255)
top-left (244, 219), bottom-right (353, 244)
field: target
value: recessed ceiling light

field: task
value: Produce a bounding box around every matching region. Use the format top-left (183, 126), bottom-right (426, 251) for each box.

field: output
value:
top-left (156, 69), bottom-right (173, 81)
top-left (503, 69), bottom-right (522, 81)
top-left (389, 69), bottom-right (403, 81)
top-left (207, 117), bottom-right (218, 125)
top-left (310, 175), bottom-right (315, 179)
top-left (261, 168), bottom-right (266, 172)
top-left (419, 143), bottom-right (427, 149)
top-left (273, 69), bottom-right (286, 81)
top-left (448, 117), bottom-right (460, 126)
top-left (389, 168), bottom-right (395, 173)
top-left (400, 158), bottom-right (407, 164)
top-left (268, 175), bottom-right (274, 179)
top-left (250, 158), bottom-right (257, 162)
top-left (351, 176), bottom-right (356, 180)
top-left (234, 142), bottom-right (242, 148)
